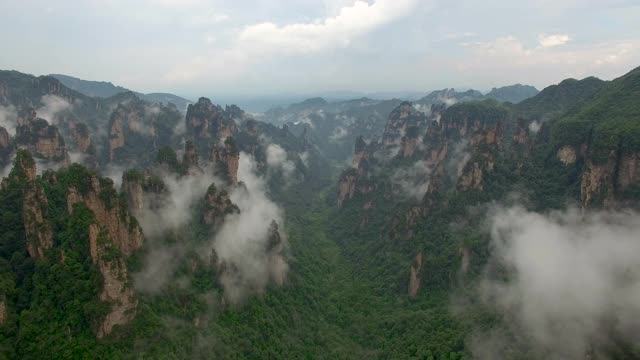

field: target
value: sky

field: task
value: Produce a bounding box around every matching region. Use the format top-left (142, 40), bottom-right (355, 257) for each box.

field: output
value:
top-left (1, 0), bottom-right (639, 99)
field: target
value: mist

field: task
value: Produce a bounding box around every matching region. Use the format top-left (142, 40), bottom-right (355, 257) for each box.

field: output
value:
top-left (470, 205), bottom-right (640, 359)
top-left (36, 95), bottom-right (72, 124)
top-left (0, 105), bottom-right (17, 136)
top-left (211, 153), bottom-right (288, 304)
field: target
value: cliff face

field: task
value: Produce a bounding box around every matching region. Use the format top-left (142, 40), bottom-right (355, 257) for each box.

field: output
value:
top-left (408, 252), bottom-right (424, 299)
top-left (107, 99), bottom-right (181, 166)
top-left (185, 97), bottom-right (238, 144)
top-left (15, 109), bottom-right (68, 163)
top-left (580, 150), bottom-right (640, 208)
top-left (0, 126), bottom-right (13, 167)
top-left (382, 102), bottom-right (427, 148)
top-left (203, 183), bottom-right (239, 226)
top-left (63, 170), bottom-right (143, 337)
top-left (121, 169), bottom-right (169, 217)
top-left (68, 121), bottom-right (92, 153)
top-left (67, 174), bottom-right (143, 256)
top-left (12, 151), bottom-right (54, 259)
top-left (88, 224), bottom-right (137, 338)
top-left (182, 140), bottom-right (202, 175)
top-left (210, 137), bottom-right (240, 186)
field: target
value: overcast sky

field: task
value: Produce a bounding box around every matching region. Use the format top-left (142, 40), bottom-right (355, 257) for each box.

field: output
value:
top-left (1, 0), bottom-right (639, 98)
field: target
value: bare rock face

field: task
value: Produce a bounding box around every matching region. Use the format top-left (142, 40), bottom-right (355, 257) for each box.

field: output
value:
top-left (122, 170), bottom-right (169, 216)
top-left (458, 161), bottom-right (485, 191)
top-left (210, 137), bottom-right (240, 186)
top-left (122, 172), bottom-right (144, 213)
top-left (408, 252), bottom-right (424, 299)
top-left (382, 102), bottom-right (425, 147)
top-left (182, 140), bottom-right (202, 175)
top-left (265, 221), bottom-right (287, 287)
top-left (23, 181), bottom-right (54, 259)
top-left (401, 135), bottom-right (418, 158)
top-left (185, 97), bottom-right (239, 142)
top-left (459, 246), bottom-right (471, 274)
top-left (352, 136), bottom-right (368, 167)
top-left (15, 111), bottom-right (68, 163)
top-left (108, 109), bottom-right (128, 162)
top-left (67, 175), bottom-right (143, 256)
top-left (557, 145), bottom-right (578, 165)
top-left (68, 121), bottom-right (92, 153)
top-left (513, 123), bottom-right (530, 146)
top-left (0, 126), bottom-right (9, 149)
top-left (616, 153), bottom-right (640, 194)
top-left (337, 170), bottom-right (358, 208)
top-left (0, 299), bottom-right (6, 325)
top-left (0, 126), bottom-right (11, 177)
top-left (88, 224), bottom-right (137, 338)
top-left (13, 151), bottom-right (54, 259)
top-left (581, 156), bottom-right (617, 208)
top-left (203, 183), bottom-right (239, 226)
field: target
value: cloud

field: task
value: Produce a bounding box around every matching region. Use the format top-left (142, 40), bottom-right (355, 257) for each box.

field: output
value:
top-left (0, 105), bottom-right (18, 136)
top-left (538, 33), bottom-right (571, 47)
top-left (457, 35), bottom-right (640, 87)
top-left (164, 0), bottom-right (419, 83)
top-left (211, 153), bottom-right (287, 303)
top-left (528, 120), bottom-right (541, 134)
top-left (238, 0), bottom-right (419, 55)
top-left (329, 126), bottom-right (349, 142)
top-left (266, 144), bottom-right (296, 179)
top-left (471, 206), bottom-right (640, 359)
top-left (188, 11), bottom-right (229, 26)
top-left (390, 160), bottom-right (431, 200)
top-left (36, 95), bottom-right (72, 124)
top-left (137, 167), bottom-right (218, 240)
top-left (132, 166), bottom-right (220, 293)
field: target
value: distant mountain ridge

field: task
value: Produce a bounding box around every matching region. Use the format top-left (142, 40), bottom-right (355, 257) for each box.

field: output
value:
top-left (50, 74), bottom-right (193, 112)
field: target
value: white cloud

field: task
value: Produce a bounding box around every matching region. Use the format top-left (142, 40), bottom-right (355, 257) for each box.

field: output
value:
top-left (538, 33), bottom-right (570, 47)
top-left (238, 0), bottom-right (418, 55)
top-left (456, 35), bottom-right (640, 88)
top-left (472, 206), bottom-right (640, 359)
top-left (164, 0), bottom-right (419, 83)
top-left (212, 153), bottom-right (287, 303)
top-left (0, 105), bottom-right (18, 136)
top-left (36, 95), bottom-right (72, 124)
top-left (266, 144), bottom-right (296, 179)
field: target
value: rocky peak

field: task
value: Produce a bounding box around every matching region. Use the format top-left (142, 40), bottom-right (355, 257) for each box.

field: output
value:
top-left (122, 169), bottom-right (168, 215)
top-left (15, 113), bottom-right (68, 163)
top-left (210, 137), bottom-right (240, 186)
top-left (14, 149), bottom-right (37, 181)
top-left (66, 168), bottom-right (143, 256)
top-left (0, 126), bottom-right (9, 149)
top-left (408, 252), bottom-right (424, 299)
top-left (0, 126), bottom-right (12, 167)
top-left (182, 140), bottom-right (202, 175)
top-left (186, 97), bottom-right (238, 142)
top-left (352, 136), bottom-right (369, 168)
top-left (382, 102), bottom-right (424, 147)
top-left (202, 183), bottom-right (239, 226)
top-left (266, 220), bottom-right (283, 252)
top-left (10, 150), bottom-right (54, 259)
top-left (68, 120), bottom-right (92, 153)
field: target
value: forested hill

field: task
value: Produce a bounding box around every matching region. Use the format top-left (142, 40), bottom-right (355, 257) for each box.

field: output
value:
top-left (0, 65), bottom-right (640, 358)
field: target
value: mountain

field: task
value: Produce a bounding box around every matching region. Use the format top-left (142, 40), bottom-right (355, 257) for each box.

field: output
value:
top-left (331, 66), bottom-right (640, 358)
top-left (485, 84), bottom-right (539, 103)
top-left (2, 66), bottom-right (640, 359)
top-left (49, 74), bottom-right (130, 98)
top-left (516, 76), bottom-right (606, 120)
top-left (50, 74), bottom-right (193, 112)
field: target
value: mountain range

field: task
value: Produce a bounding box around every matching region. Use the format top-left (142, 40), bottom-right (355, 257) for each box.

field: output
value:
top-left (0, 66), bottom-right (638, 359)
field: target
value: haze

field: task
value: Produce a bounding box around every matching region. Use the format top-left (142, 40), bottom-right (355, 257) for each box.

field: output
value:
top-left (1, 0), bottom-right (639, 100)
